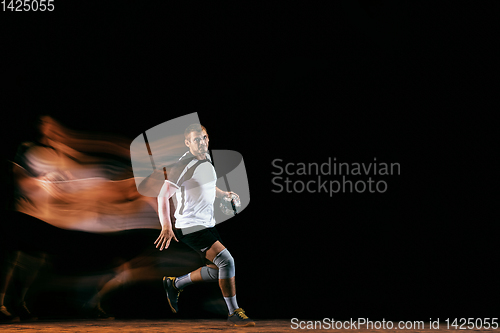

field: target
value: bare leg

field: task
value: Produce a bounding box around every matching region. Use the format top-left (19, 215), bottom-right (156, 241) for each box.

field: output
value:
top-left (0, 251), bottom-right (20, 317)
top-left (17, 252), bottom-right (46, 305)
top-left (0, 251), bottom-right (19, 305)
top-left (164, 239), bottom-right (252, 324)
top-left (172, 241), bottom-right (236, 296)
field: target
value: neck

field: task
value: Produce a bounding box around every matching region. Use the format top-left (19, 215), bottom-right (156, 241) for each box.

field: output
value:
top-left (191, 150), bottom-right (206, 160)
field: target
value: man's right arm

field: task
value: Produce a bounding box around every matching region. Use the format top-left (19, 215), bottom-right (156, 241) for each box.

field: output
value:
top-left (154, 181), bottom-right (178, 251)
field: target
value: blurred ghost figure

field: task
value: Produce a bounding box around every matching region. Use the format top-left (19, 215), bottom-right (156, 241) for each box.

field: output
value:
top-left (0, 247), bottom-right (45, 322)
top-left (1, 116), bottom-right (163, 321)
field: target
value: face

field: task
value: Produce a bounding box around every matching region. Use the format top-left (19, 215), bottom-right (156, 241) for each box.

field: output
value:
top-left (185, 130), bottom-right (209, 158)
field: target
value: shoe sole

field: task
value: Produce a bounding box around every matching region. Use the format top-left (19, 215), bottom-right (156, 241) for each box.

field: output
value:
top-left (163, 276), bottom-right (178, 314)
top-left (227, 321), bottom-right (256, 327)
top-left (4, 316), bottom-right (21, 323)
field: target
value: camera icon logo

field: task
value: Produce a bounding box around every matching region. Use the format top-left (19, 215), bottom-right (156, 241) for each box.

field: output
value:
top-left (130, 112), bottom-right (250, 227)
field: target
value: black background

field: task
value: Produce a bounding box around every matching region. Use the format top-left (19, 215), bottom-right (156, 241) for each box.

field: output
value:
top-left (1, 1), bottom-right (498, 321)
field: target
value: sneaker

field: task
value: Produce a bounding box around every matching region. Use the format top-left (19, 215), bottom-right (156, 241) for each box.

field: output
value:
top-left (163, 276), bottom-right (182, 313)
top-left (0, 305), bottom-right (19, 322)
top-left (16, 302), bottom-right (37, 321)
top-left (227, 308), bottom-right (255, 327)
top-left (83, 303), bottom-right (115, 320)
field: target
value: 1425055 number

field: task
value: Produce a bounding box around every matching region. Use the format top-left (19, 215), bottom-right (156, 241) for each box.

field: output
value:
top-left (2, 0), bottom-right (55, 11)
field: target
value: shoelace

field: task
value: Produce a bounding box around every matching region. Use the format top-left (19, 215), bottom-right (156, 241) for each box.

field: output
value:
top-left (235, 309), bottom-right (249, 319)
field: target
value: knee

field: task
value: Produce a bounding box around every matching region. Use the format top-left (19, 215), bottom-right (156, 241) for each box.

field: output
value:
top-left (200, 266), bottom-right (219, 281)
top-left (212, 249), bottom-right (235, 279)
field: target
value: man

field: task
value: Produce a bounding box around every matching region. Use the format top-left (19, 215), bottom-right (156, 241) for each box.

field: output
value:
top-left (154, 124), bottom-right (254, 327)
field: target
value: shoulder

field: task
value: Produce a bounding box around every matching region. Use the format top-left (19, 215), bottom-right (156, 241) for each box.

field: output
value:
top-left (166, 151), bottom-right (196, 184)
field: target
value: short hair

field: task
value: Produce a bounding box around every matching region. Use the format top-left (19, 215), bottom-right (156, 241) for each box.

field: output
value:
top-left (184, 123), bottom-right (207, 139)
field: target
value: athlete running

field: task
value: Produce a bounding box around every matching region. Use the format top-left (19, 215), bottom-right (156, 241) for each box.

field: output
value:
top-left (154, 123), bottom-right (255, 327)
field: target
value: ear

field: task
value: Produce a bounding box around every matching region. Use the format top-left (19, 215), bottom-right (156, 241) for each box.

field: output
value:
top-left (185, 138), bottom-right (190, 148)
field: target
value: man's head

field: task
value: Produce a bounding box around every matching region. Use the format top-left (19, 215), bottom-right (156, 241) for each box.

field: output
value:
top-left (184, 124), bottom-right (209, 159)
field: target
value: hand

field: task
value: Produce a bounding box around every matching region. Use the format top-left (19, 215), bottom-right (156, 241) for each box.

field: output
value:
top-left (224, 191), bottom-right (239, 200)
top-left (154, 228), bottom-right (178, 251)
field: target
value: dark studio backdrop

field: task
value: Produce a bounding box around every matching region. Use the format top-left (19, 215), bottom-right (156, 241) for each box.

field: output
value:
top-left (1, 1), bottom-right (498, 321)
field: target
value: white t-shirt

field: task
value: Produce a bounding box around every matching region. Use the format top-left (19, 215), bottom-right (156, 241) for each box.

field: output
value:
top-left (166, 151), bottom-right (217, 229)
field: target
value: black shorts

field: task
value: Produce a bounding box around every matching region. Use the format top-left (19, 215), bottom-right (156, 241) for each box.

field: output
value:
top-left (175, 227), bottom-right (223, 259)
